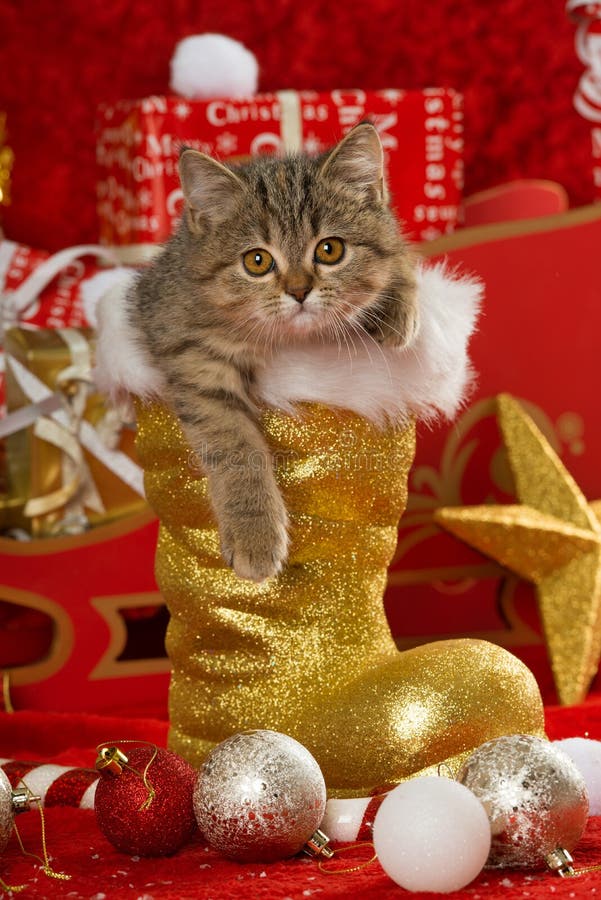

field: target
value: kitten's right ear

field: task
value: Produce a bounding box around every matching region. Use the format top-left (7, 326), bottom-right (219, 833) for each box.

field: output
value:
top-left (179, 149), bottom-right (244, 233)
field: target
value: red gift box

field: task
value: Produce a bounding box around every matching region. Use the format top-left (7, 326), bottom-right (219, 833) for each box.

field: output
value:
top-left (384, 204), bottom-right (601, 703)
top-left (0, 240), bottom-right (115, 330)
top-left (96, 88), bottom-right (464, 254)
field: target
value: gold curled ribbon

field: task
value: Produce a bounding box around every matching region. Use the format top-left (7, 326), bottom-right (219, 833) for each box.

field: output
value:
top-left (23, 417), bottom-right (85, 517)
top-left (10, 329), bottom-right (106, 523)
top-left (5, 352), bottom-right (144, 514)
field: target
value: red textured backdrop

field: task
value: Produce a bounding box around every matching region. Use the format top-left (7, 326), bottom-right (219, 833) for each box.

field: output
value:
top-left (0, 0), bottom-right (592, 253)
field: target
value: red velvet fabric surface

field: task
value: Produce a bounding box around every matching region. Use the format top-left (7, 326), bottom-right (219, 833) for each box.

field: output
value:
top-left (0, 1), bottom-right (591, 253)
top-left (1, 700), bottom-right (601, 898)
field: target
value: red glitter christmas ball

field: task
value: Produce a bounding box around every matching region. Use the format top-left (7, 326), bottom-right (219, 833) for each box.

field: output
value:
top-left (94, 746), bottom-right (197, 856)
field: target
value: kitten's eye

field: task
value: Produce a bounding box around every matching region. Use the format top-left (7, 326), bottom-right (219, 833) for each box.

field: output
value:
top-left (314, 237), bottom-right (345, 265)
top-left (243, 249), bottom-right (275, 276)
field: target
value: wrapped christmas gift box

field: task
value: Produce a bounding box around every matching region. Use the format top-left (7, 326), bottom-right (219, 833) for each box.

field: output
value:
top-left (96, 88), bottom-right (463, 254)
top-left (0, 239), bottom-right (120, 331)
top-left (385, 204), bottom-right (601, 705)
top-left (2, 326), bottom-right (145, 537)
top-left (0, 239), bottom-right (123, 412)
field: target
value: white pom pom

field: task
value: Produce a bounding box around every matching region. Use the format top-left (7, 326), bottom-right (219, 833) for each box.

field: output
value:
top-left (170, 34), bottom-right (258, 100)
top-left (554, 738), bottom-right (601, 815)
top-left (373, 777), bottom-right (491, 893)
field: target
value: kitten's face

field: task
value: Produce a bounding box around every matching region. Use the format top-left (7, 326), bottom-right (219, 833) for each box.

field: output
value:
top-left (178, 124), bottom-right (414, 346)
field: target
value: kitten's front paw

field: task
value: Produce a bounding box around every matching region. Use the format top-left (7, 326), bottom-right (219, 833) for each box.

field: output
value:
top-left (221, 505), bottom-right (289, 583)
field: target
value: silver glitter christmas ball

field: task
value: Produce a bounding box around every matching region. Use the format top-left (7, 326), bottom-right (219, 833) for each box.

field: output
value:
top-left (458, 734), bottom-right (589, 868)
top-left (0, 770), bottom-right (14, 853)
top-left (193, 730), bottom-right (326, 862)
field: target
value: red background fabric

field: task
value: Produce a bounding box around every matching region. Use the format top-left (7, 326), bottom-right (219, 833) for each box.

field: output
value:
top-left (0, 702), bottom-right (601, 898)
top-left (3, 3), bottom-right (601, 896)
top-left (0, 0), bottom-right (592, 252)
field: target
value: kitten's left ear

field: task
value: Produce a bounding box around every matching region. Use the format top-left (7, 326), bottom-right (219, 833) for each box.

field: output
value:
top-left (320, 123), bottom-right (385, 203)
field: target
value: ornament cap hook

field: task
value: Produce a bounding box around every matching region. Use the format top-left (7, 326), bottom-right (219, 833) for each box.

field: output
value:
top-left (545, 846), bottom-right (575, 877)
top-left (95, 745), bottom-right (129, 776)
top-left (11, 787), bottom-right (38, 812)
top-left (304, 828), bottom-right (334, 859)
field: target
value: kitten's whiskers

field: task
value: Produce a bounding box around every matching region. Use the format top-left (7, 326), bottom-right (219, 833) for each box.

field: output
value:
top-left (327, 306), bottom-right (356, 371)
top-left (347, 317), bottom-right (394, 389)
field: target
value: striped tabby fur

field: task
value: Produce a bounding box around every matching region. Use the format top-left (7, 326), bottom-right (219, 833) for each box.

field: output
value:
top-left (129, 123), bottom-right (417, 581)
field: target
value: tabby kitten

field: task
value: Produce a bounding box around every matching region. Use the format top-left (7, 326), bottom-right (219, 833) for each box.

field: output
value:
top-left (130, 123), bottom-right (417, 582)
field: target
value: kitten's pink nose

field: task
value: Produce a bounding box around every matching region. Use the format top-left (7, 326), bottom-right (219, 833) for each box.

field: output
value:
top-left (287, 285), bottom-right (311, 304)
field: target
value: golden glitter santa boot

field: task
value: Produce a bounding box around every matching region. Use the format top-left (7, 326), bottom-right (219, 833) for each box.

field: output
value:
top-left (135, 400), bottom-right (545, 799)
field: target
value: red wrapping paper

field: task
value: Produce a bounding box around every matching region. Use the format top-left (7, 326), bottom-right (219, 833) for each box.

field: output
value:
top-left (96, 88), bottom-right (464, 250)
top-left (0, 241), bottom-right (100, 330)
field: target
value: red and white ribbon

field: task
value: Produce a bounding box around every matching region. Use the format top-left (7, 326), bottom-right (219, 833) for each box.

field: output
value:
top-left (0, 759), bottom-right (99, 809)
top-left (568, 1), bottom-right (601, 196)
top-left (321, 793), bottom-right (387, 843)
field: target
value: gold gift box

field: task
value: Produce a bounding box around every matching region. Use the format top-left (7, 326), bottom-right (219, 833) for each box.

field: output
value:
top-left (3, 327), bottom-right (146, 536)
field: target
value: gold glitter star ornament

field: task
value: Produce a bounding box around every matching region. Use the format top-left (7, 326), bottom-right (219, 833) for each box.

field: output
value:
top-left (435, 393), bottom-right (601, 706)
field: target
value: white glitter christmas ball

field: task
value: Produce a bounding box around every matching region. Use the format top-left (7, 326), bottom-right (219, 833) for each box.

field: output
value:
top-left (0, 770), bottom-right (14, 853)
top-left (459, 734), bottom-right (589, 868)
top-left (372, 776), bottom-right (491, 893)
top-left (554, 737), bottom-right (601, 815)
top-left (170, 34), bottom-right (259, 100)
top-left (193, 730), bottom-right (326, 862)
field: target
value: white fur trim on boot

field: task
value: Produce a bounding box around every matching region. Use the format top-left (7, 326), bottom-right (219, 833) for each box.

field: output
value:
top-left (94, 262), bottom-right (483, 425)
